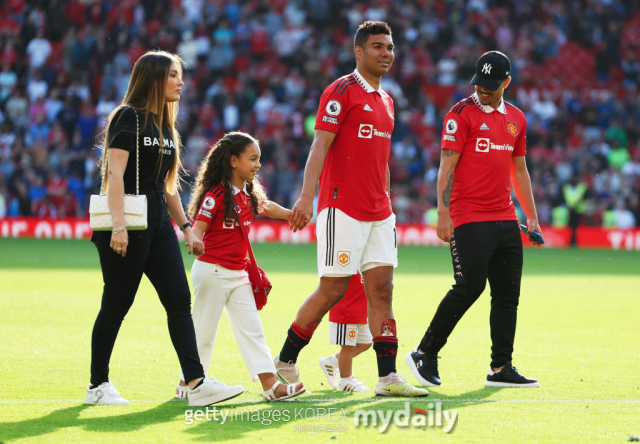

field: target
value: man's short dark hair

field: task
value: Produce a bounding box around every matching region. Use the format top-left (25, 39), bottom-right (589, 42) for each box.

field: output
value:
top-left (354, 21), bottom-right (392, 49)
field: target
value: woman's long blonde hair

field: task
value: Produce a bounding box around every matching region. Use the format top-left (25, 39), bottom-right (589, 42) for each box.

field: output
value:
top-left (100, 50), bottom-right (185, 194)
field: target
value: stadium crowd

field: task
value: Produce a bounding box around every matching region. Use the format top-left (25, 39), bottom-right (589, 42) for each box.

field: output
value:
top-left (0, 0), bottom-right (639, 229)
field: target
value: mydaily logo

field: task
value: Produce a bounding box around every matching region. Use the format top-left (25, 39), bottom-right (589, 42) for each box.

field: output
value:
top-left (354, 401), bottom-right (458, 433)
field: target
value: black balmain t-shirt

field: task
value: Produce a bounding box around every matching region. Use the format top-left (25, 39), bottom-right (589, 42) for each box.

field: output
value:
top-left (107, 107), bottom-right (176, 194)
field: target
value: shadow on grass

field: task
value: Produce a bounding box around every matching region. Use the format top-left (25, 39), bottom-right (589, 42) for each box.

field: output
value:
top-left (0, 401), bottom-right (190, 442)
top-left (183, 386), bottom-right (506, 441)
top-left (0, 387), bottom-right (504, 442)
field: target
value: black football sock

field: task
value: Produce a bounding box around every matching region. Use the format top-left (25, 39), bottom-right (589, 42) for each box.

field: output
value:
top-left (279, 321), bottom-right (319, 364)
top-left (373, 335), bottom-right (398, 377)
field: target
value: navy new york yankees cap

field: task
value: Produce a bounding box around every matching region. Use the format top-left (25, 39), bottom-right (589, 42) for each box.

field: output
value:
top-left (470, 51), bottom-right (511, 91)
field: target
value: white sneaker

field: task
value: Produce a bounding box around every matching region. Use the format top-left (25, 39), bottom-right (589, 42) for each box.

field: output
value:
top-left (174, 382), bottom-right (188, 400)
top-left (274, 354), bottom-right (299, 384)
top-left (85, 381), bottom-right (129, 405)
top-left (319, 355), bottom-right (340, 389)
top-left (188, 377), bottom-right (244, 407)
top-left (338, 375), bottom-right (370, 392)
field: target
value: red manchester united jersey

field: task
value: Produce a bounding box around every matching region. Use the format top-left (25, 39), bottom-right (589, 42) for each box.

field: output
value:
top-left (441, 93), bottom-right (527, 228)
top-left (195, 182), bottom-right (253, 270)
top-left (329, 273), bottom-right (367, 324)
top-left (315, 69), bottom-right (394, 222)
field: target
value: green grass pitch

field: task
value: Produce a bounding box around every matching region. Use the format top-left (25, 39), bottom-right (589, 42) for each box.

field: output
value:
top-left (0, 238), bottom-right (639, 443)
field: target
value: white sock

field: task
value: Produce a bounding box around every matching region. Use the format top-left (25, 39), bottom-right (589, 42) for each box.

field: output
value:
top-left (379, 372), bottom-right (397, 383)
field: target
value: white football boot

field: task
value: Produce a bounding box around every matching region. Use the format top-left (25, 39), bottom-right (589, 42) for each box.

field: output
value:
top-left (338, 375), bottom-right (370, 392)
top-left (319, 355), bottom-right (340, 389)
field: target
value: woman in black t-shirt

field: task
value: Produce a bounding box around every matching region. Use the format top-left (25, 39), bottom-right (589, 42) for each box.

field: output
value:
top-left (86, 50), bottom-right (244, 407)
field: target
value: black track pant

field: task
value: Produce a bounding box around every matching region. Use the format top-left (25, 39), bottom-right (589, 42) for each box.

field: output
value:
top-left (90, 193), bottom-right (205, 386)
top-left (419, 221), bottom-right (523, 368)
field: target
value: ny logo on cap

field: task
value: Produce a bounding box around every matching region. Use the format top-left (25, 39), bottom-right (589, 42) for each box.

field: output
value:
top-left (482, 63), bottom-right (492, 74)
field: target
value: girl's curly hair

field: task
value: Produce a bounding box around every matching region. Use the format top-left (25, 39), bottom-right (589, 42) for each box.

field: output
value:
top-left (187, 132), bottom-right (266, 221)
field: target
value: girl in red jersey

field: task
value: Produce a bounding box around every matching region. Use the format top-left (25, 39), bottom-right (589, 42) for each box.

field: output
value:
top-left (319, 273), bottom-right (372, 392)
top-left (174, 131), bottom-right (306, 402)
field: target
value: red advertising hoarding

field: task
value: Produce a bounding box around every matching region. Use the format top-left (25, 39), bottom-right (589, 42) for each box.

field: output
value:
top-left (2, 218), bottom-right (640, 250)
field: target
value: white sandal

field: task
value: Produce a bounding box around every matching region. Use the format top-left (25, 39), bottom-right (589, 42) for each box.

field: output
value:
top-left (263, 380), bottom-right (306, 402)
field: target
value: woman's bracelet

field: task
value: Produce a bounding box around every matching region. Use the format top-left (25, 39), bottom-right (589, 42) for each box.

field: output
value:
top-left (112, 225), bottom-right (127, 234)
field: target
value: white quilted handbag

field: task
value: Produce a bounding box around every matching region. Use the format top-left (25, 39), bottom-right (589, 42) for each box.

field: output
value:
top-left (89, 108), bottom-right (148, 231)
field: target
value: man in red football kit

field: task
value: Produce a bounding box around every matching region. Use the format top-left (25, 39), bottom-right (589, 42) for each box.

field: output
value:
top-left (275, 21), bottom-right (428, 397)
top-left (406, 51), bottom-right (542, 388)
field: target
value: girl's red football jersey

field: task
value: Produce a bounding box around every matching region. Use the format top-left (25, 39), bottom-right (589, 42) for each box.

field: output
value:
top-left (195, 183), bottom-right (254, 270)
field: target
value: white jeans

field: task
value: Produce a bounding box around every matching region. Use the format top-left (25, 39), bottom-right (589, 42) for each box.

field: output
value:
top-left (183, 259), bottom-right (276, 380)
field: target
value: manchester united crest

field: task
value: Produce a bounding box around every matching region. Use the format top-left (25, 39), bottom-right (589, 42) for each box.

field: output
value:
top-left (384, 101), bottom-right (394, 120)
top-left (506, 120), bottom-right (518, 137)
top-left (337, 251), bottom-right (350, 266)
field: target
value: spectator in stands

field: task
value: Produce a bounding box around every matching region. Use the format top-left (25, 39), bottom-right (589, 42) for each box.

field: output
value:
top-left (0, 180), bottom-right (6, 218)
top-left (628, 194), bottom-right (640, 225)
top-left (0, 63), bottom-right (17, 102)
top-left (26, 28), bottom-right (51, 68)
top-left (613, 199), bottom-right (636, 229)
top-left (44, 88), bottom-right (64, 123)
top-left (28, 111), bottom-right (49, 146)
top-left (177, 30), bottom-right (198, 68)
top-left (27, 70), bottom-right (47, 103)
top-left (563, 174), bottom-right (588, 246)
top-left (4, 86), bottom-right (28, 126)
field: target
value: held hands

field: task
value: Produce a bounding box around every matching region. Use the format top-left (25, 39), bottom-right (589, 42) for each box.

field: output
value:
top-left (437, 212), bottom-right (454, 243)
top-left (110, 229), bottom-right (128, 257)
top-left (288, 212), bottom-right (312, 232)
top-left (184, 229), bottom-right (204, 256)
top-left (289, 195), bottom-right (313, 233)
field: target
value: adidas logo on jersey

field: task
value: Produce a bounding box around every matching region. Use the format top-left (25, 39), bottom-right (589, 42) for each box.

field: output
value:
top-left (480, 123), bottom-right (490, 130)
top-left (363, 104), bottom-right (373, 111)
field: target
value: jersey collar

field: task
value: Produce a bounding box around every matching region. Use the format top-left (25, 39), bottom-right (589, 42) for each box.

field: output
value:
top-left (353, 69), bottom-right (384, 95)
top-left (229, 182), bottom-right (250, 196)
top-left (472, 92), bottom-right (507, 114)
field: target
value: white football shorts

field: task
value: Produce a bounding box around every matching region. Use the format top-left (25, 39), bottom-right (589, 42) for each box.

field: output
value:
top-left (329, 322), bottom-right (373, 346)
top-left (316, 207), bottom-right (398, 277)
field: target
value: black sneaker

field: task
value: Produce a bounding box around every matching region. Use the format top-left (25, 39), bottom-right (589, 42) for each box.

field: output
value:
top-left (485, 362), bottom-right (539, 387)
top-left (404, 347), bottom-right (441, 386)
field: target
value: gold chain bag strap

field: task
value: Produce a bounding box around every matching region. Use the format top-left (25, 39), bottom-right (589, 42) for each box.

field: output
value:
top-left (89, 108), bottom-right (148, 231)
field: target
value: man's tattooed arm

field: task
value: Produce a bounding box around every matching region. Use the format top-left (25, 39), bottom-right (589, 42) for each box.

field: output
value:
top-left (438, 149), bottom-right (461, 210)
top-left (441, 149), bottom-right (459, 157)
top-left (443, 169), bottom-right (454, 207)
